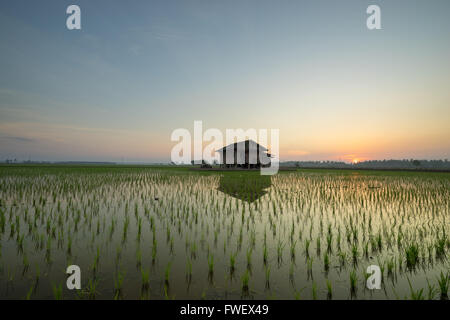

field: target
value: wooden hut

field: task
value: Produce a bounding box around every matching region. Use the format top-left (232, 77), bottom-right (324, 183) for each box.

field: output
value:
top-left (216, 140), bottom-right (271, 168)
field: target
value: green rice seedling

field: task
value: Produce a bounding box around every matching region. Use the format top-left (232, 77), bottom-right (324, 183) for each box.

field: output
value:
top-left (263, 244), bottom-right (268, 265)
top-left (67, 235), bottom-right (72, 255)
top-left (349, 270), bottom-right (357, 297)
top-left (290, 240), bottom-right (297, 261)
top-left (265, 266), bottom-right (271, 288)
top-left (363, 241), bottom-right (369, 258)
top-left (326, 279), bottom-right (333, 300)
top-left (115, 245), bottom-right (122, 264)
top-left (45, 236), bottom-right (52, 264)
top-left (351, 244), bottom-right (358, 264)
top-left (22, 254), bottom-right (29, 275)
top-left (96, 219), bottom-right (100, 235)
top-left (387, 257), bottom-right (396, 279)
top-left (376, 259), bottom-right (385, 283)
top-left (426, 278), bottom-right (438, 300)
top-left (437, 271), bottom-right (449, 300)
top-left (165, 262), bottom-right (172, 286)
top-left (17, 234), bottom-right (24, 253)
top-left (137, 217), bottom-right (142, 242)
top-left (141, 268), bottom-right (150, 290)
top-left (92, 246), bottom-right (100, 274)
top-left (376, 232), bottom-right (382, 251)
top-left (405, 243), bottom-right (420, 270)
top-left (316, 237), bottom-right (321, 255)
top-left (152, 240), bottom-right (158, 263)
top-left (336, 231), bottom-right (341, 252)
top-left (304, 239), bottom-right (311, 257)
top-left (52, 283), bottom-right (63, 300)
top-left (34, 264), bottom-right (40, 285)
top-left (87, 278), bottom-right (99, 299)
top-left (114, 271), bottom-right (124, 299)
top-left (136, 249), bottom-right (142, 268)
top-left (230, 252), bottom-right (236, 274)
top-left (26, 285), bottom-right (33, 300)
top-left (307, 257), bottom-right (313, 279)
top-left (323, 252), bottom-right (330, 272)
top-left (208, 254), bottom-right (214, 277)
top-left (186, 259), bottom-right (192, 280)
top-left (241, 269), bottom-right (250, 292)
top-left (246, 249), bottom-right (252, 270)
top-left (326, 233), bottom-right (332, 253)
top-left (122, 215), bottom-right (129, 242)
top-left (170, 237), bottom-right (174, 254)
top-left (166, 225), bottom-right (171, 243)
top-left (277, 239), bottom-right (284, 263)
top-left (435, 238), bottom-right (446, 259)
top-left (407, 278), bottom-right (424, 300)
top-left (189, 242), bottom-right (196, 259)
top-left (289, 262), bottom-right (295, 283)
top-left (352, 228), bottom-right (358, 243)
top-left (312, 281), bottom-right (317, 300)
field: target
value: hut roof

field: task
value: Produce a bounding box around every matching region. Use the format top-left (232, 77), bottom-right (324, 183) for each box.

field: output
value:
top-left (216, 139), bottom-right (268, 153)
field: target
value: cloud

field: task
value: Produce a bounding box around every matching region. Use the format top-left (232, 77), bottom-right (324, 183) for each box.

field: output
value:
top-left (0, 135), bottom-right (35, 143)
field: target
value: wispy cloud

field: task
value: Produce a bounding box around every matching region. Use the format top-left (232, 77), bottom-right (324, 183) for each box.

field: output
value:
top-left (0, 135), bottom-right (35, 143)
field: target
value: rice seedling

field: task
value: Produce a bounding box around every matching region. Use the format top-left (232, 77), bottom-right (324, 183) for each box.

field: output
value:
top-left (186, 259), bottom-right (192, 280)
top-left (405, 243), bottom-right (420, 270)
top-left (326, 279), bottom-right (332, 300)
top-left (114, 271), bottom-right (124, 299)
top-left (426, 278), bottom-right (438, 300)
top-left (246, 249), bottom-right (252, 270)
top-left (289, 262), bottom-right (295, 284)
top-left (229, 252), bottom-right (236, 274)
top-left (437, 271), bottom-right (449, 300)
top-left (323, 252), bottom-right (330, 273)
top-left (351, 244), bottom-right (358, 264)
top-left (277, 239), bottom-right (284, 263)
top-left (349, 270), bottom-right (357, 297)
top-left (52, 283), bottom-right (63, 300)
top-left (290, 240), bottom-right (296, 261)
top-left (435, 238), bottom-right (446, 259)
top-left (386, 257), bottom-right (395, 278)
top-left (265, 266), bottom-right (271, 288)
top-left (307, 257), bottom-right (313, 279)
top-left (165, 262), bottom-right (172, 286)
top-left (312, 281), bottom-right (317, 300)
top-left (141, 268), bottom-right (150, 290)
top-left (263, 244), bottom-right (268, 265)
top-left (326, 233), bottom-right (333, 253)
top-left (241, 269), bottom-right (250, 293)
top-left (407, 277), bottom-right (424, 300)
top-left (208, 254), bottom-right (215, 278)
top-left (86, 278), bottom-right (99, 299)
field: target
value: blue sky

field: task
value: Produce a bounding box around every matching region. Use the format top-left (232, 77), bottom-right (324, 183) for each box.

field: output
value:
top-left (1, 0), bottom-right (449, 162)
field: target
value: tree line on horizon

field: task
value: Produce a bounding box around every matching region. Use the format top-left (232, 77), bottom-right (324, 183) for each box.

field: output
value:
top-left (282, 159), bottom-right (450, 170)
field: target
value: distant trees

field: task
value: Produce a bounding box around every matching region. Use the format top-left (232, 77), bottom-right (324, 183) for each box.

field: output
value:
top-left (281, 159), bottom-right (450, 170)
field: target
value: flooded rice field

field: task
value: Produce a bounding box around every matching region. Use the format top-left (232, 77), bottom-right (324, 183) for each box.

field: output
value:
top-left (0, 166), bottom-right (448, 299)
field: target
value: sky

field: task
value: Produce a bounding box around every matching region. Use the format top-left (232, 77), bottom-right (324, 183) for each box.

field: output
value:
top-left (0, 0), bottom-right (449, 163)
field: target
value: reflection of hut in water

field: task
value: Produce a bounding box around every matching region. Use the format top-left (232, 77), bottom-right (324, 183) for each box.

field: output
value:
top-left (217, 173), bottom-right (271, 203)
